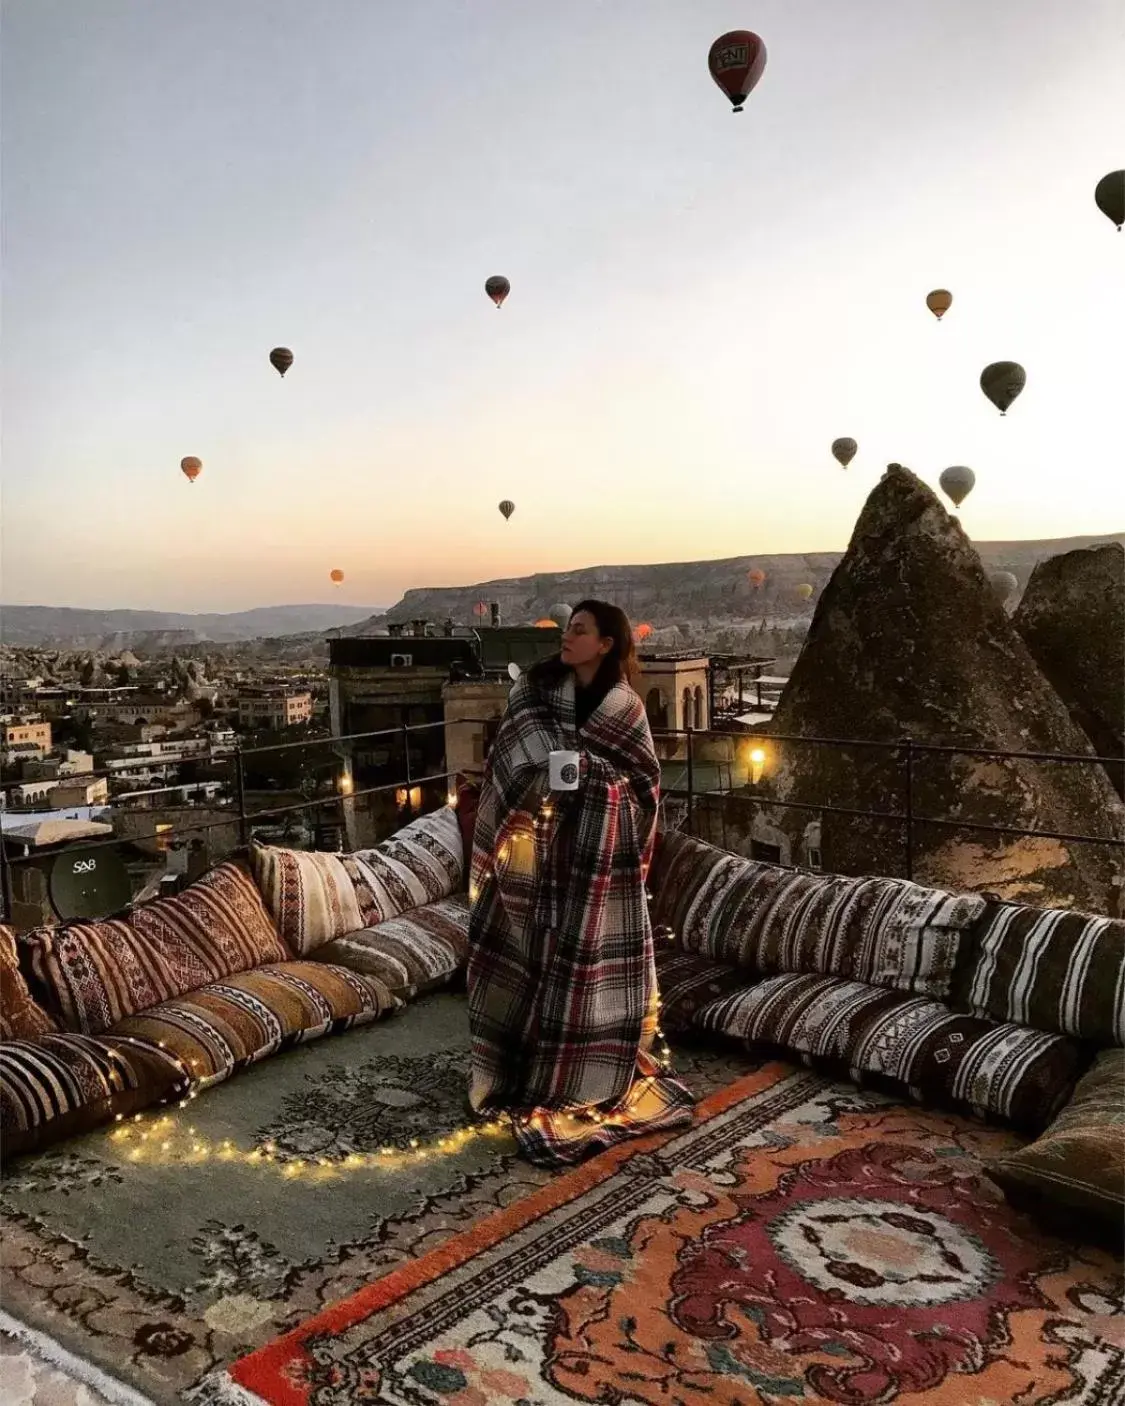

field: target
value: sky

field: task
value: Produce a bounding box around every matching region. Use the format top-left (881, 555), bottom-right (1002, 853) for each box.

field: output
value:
top-left (2, 0), bottom-right (1122, 613)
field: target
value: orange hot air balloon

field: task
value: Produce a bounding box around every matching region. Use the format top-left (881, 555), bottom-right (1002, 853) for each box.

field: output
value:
top-left (634, 622), bottom-right (653, 642)
top-left (329, 569), bottom-right (345, 586)
top-left (485, 276), bottom-right (510, 308)
top-left (708, 31), bottom-right (767, 113)
top-left (534, 618), bottom-right (557, 628)
top-left (747, 568), bottom-right (766, 589)
top-left (926, 289), bottom-right (953, 321)
top-left (180, 456), bottom-right (202, 483)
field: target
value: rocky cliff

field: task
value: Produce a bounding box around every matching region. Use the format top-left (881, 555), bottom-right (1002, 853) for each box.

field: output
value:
top-left (1014, 543), bottom-right (1124, 797)
top-left (757, 465), bottom-right (1123, 912)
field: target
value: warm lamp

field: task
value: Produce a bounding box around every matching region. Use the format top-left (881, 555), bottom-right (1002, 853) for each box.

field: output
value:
top-left (749, 746), bottom-right (767, 786)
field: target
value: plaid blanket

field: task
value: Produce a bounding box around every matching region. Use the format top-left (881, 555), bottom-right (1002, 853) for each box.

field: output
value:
top-left (467, 669), bottom-right (695, 1166)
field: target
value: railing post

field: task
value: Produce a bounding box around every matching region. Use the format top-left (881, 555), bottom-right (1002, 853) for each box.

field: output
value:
top-left (685, 726), bottom-right (695, 836)
top-left (903, 737), bottom-right (915, 880)
top-left (233, 743), bottom-right (250, 847)
top-left (401, 723), bottom-right (412, 820)
top-left (0, 837), bottom-right (13, 923)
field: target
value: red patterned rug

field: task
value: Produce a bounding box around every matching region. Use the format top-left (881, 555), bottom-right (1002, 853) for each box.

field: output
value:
top-left (202, 1063), bottom-right (1125, 1405)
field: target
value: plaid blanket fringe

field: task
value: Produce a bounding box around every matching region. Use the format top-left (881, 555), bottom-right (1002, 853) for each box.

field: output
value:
top-left (467, 670), bottom-right (695, 1166)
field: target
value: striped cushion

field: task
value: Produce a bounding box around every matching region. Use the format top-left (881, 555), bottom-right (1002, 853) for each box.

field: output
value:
top-left (110, 961), bottom-right (400, 1087)
top-left (0, 1033), bottom-right (189, 1158)
top-left (697, 972), bottom-right (1083, 1132)
top-left (1, 924), bottom-right (56, 1042)
top-left (652, 942), bottom-right (749, 1036)
top-left (20, 862), bottom-right (289, 1036)
top-left (20, 862), bottom-right (290, 1037)
top-left (986, 1049), bottom-right (1125, 1241)
top-left (313, 895), bottom-right (470, 998)
top-left (649, 830), bottom-right (983, 1000)
top-left (252, 806), bottom-right (465, 957)
top-left (961, 901), bottom-right (1125, 1045)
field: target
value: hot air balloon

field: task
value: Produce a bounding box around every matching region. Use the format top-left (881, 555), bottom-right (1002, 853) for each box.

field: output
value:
top-left (1094, 171), bottom-right (1125, 231)
top-left (831, 437), bottom-right (857, 469)
top-left (926, 289), bottom-right (953, 321)
top-left (707, 31), bottom-right (767, 112)
top-left (634, 623), bottom-right (653, 642)
top-left (329, 568), bottom-right (345, 586)
top-left (534, 618), bottom-right (557, 628)
top-left (796, 583), bottom-right (814, 601)
top-left (549, 603), bottom-right (572, 629)
top-left (980, 361), bottom-right (1026, 415)
top-left (939, 466), bottom-right (975, 509)
top-left (485, 276), bottom-right (510, 308)
top-left (269, 347), bottom-right (294, 377)
top-left (989, 570), bottom-right (1018, 605)
top-left (180, 456), bottom-right (202, 484)
top-left (747, 568), bottom-right (766, 589)
top-left (498, 499), bottom-right (515, 521)
top-left (473, 601), bottom-right (489, 618)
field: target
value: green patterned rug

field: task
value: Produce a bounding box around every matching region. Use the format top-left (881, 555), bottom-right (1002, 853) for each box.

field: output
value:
top-left (0, 992), bottom-right (762, 1404)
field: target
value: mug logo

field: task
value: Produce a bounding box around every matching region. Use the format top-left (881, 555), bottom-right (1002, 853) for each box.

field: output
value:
top-left (560, 762), bottom-right (579, 785)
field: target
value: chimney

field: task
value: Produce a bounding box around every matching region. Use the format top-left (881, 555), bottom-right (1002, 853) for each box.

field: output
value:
top-left (411, 619), bottom-right (427, 638)
top-left (387, 622), bottom-right (405, 639)
top-left (443, 618), bottom-right (456, 638)
top-left (489, 602), bottom-right (501, 629)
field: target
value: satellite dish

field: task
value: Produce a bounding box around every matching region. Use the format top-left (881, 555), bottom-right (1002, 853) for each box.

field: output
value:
top-left (49, 844), bottom-right (133, 921)
top-left (507, 662), bottom-right (522, 682)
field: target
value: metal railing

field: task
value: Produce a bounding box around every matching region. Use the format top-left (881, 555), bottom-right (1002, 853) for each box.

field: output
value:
top-left (655, 725), bottom-right (1124, 880)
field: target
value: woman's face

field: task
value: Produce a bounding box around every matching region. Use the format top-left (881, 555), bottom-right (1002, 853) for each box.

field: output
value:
top-left (561, 610), bottom-right (612, 669)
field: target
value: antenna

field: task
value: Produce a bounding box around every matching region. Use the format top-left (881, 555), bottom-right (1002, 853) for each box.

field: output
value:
top-left (49, 845), bottom-right (133, 921)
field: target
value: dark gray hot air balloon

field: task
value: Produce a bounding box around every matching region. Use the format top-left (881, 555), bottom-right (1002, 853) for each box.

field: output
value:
top-left (485, 276), bottom-right (510, 308)
top-left (549, 602), bottom-right (572, 628)
top-left (989, 570), bottom-right (1018, 605)
top-left (498, 499), bottom-right (515, 520)
top-left (1094, 171), bottom-right (1125, 231)
top-left (831, 437), bottom-right (857, 469)
top-left (980, 361), bottom-right (1026, 415)
top-left (269, 347), bottom-right (294, 377)
top-left (939, 466), bottom-right (975, 508)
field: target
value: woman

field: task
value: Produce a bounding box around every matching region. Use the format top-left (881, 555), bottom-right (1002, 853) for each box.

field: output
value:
top-left (466, 600), bottom-right (695, 1167)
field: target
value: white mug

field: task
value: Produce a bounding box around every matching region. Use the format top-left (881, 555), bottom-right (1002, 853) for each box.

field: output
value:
top-left (548, 749), bottom-right (581, 791)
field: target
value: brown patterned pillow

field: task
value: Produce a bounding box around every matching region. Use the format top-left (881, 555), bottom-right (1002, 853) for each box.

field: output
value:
top-left (652, 943), bottom-right (750, 1036)
top-left (959, 901), bottom-right (1125, 1045)
top-left (312, 895), bottom-right (470, 999)
top-left (1, 924), bottom-right (56, 1042)
top-left (21, 861), bottom-right (290, 1036)
top-left (986, 1049), bottom-right (1125, 1243)
top-left (697, 972), bottom-right (1084, 1132)
top-left (647, 830), bottom-right (748, 955)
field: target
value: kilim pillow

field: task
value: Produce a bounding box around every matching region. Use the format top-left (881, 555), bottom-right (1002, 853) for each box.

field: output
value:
top-left (697, 971), bottom-right (1084, 1132)
top-left (111, 961), bottom-right (400, 1088)
top-left (352, 804), bottom-right (464, 915)
top-left (0, 1032), bottom-right (189, 1158)
top-left (312, 894), bottom-right (470, 999)
top-left (958, 900), bottom-right (1125, 1046)
top-left (20, 861), bottom-right (290, 1036)
top-left (652, 943), bottom-right (751, 1037)
top-left (985, 1048), bottom-right (1125, 1244)
top-left (647, 830), bottom-right (748, 956)
top-left (1, 924), bottom-right (56, 1042)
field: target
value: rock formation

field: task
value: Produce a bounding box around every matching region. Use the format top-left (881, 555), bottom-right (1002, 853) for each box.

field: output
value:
top-left (1014, 543), bottom-right (1124, 797)
top-left (756, 465), bottom-right (1124, 912)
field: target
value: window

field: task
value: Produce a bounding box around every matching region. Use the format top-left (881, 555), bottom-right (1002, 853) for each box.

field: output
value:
top-left (155, 823), bottom-right (174, 853)
top-left (807, 847), bottom-right (823, 870)
top-left (694, 684), bottom-right (705, 730)
top-left (750, 840), bottom-right (782, 864)
top-left (682, 688), bottom-right (694, 730)
top-left (645, 689), bottom-right (668, 731)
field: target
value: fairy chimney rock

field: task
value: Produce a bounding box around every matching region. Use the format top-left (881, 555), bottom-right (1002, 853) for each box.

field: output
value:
top-left (1013, 543), bottom-right (1124, 797)
top-left (761, 465), bottom-right (1123, 911)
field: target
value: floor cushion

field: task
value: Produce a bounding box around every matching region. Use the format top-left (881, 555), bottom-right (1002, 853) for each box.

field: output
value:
top-left (1, 1032), bottom-right (189, 1158)
top-left (647, 831), bottom-right (982, 1000)
top-left (959, 900), bottom-right (1125, 1045)
top-left (696, 972), bottom-right (1084, 1132)
top-left (1, 925), bottom-right (56, 1042)
top-left (110, 962), bottom-right (400, 1088)
top-left (652, 941), bottom-right (749, 1036)
top-left (313, 895), bottom-right (470, 998)
top-left (19, 861), bottom-right (289, 1036)
top-left (986, 1048), bottom-right (1125, 1244)
top-left (252, 806), bottom-right (465, 956)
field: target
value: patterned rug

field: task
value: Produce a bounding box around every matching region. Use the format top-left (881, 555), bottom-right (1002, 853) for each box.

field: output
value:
top-left (205, 1063), bottom-right (1125, 1406)
top-left (0, 992), bottom-right (759, 1404)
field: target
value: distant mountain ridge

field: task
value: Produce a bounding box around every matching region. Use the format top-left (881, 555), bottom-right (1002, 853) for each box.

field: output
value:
top-left (1, 604), bottom-right (387, 648)
top-left (356, 533), bottom-right (1125, 634)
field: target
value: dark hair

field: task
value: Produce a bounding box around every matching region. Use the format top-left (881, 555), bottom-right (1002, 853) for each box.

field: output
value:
top-left (528, 599), bottom-right (641, 693)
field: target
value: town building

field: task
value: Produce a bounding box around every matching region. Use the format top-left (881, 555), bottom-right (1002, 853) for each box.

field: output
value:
top-left (3, 716), bottom-right (52, 750)
top-left (236, 688), bottom-right (313, 730)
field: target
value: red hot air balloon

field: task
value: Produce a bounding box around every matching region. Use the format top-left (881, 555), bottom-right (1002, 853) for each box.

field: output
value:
top-left (485, 276), bottom-right (510, 308)
top-left (747, 568), bottom-right (766, 589)
top-left (707, 31), bottom-right (767, 113)
top-left (180, 456), bottom-right (202, 483)
top-left (329, 568), bottom-right (345, 586)
top-left (473, 601), bottom-right (489, 618)
top-left (634, 622), bottom-right (653, 642)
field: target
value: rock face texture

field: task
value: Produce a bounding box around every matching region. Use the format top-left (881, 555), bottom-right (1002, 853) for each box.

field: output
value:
top-left (759, 465), bottom-right (1124, 912)
top-left (1014, 543), bottom-right (1124, 798)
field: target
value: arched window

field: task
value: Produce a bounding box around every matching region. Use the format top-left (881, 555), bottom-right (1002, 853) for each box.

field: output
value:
top-left (682, 687), bottom-right (694, 730)
top-left (693, 684), bottom-right (705, 731)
